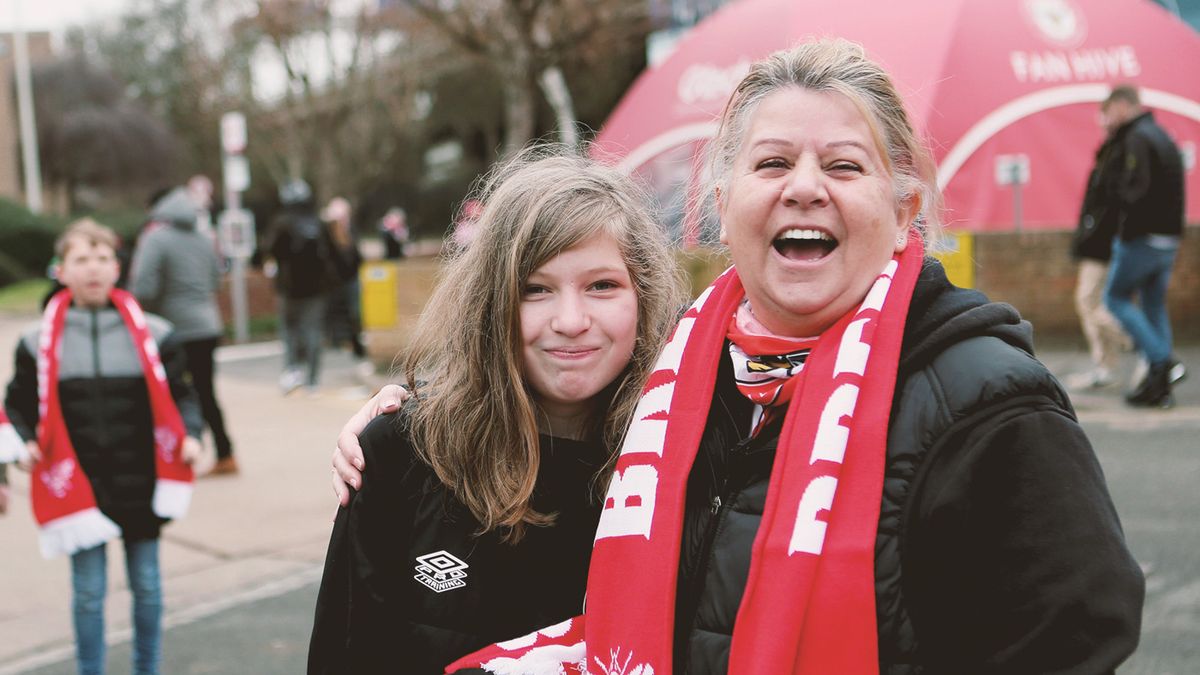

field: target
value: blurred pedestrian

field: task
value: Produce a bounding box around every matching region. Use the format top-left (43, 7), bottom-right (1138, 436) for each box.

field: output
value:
top-left (451, 200), bottom-right (482, 250)
top-left (323, 197), bottom-right (373, 379)
top-left (1064, 122), bottom-right (1132, 390)
top-left (4, 219), bottom-right (202, 675)
top-left (266, 179), bottom-right (340, 395)
top-left (130, 187), bottom-right (239, 475)
top-left (379, 207), bottom-right (409, 260)
top-left (1100, 84), bottom-right (1188, 408)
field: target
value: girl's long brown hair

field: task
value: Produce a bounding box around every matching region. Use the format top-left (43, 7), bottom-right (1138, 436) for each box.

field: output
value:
top-left (401, 145), bottom-right (686, 542)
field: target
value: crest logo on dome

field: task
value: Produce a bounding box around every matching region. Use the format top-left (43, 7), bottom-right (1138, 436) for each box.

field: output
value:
top-left (1023, 0), bottom-right (1088, 48)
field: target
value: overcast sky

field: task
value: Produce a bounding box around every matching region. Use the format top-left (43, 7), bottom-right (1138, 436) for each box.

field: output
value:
top-left (0, 0), bottom-right (131, 32)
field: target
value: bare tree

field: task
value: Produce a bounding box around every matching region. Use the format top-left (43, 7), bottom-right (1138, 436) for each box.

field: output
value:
top-left (399, 0), bottom-right (650, 156)
top-left (31, 57), bottom-right (179, 211)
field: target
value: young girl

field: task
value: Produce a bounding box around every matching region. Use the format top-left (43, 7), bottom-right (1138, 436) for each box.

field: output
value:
top-left (307, 149), bottom-right (685, 674)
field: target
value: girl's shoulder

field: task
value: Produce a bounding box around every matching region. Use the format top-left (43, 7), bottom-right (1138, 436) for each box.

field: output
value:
top-left (358, 410), bottom-right (433, 489)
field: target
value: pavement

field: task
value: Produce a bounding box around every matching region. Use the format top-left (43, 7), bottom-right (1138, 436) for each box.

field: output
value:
top-left (0, 311), bottom-right (1196, 674)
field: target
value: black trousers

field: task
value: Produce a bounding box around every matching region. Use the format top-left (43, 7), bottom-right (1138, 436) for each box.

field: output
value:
top-left (182, 337), bottom-right (234, 459)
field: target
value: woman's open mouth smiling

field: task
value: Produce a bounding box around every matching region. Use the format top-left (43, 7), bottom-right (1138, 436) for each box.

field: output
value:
top-left (772, 228), bottom-right (838, 262)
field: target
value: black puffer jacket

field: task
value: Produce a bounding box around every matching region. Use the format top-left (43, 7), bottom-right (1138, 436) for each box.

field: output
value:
top-left (4, 305), bottom-right (203, 540)
top-left (308, 412), bottom-right (608, 674)
top-left (674, 259), bottom-right (1145, 674)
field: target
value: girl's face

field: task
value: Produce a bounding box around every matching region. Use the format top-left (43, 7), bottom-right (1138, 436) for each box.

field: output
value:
top-left (519, 232), bottom-right (639, 432)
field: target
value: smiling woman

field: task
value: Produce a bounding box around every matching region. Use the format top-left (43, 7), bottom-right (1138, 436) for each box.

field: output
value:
top-left (441, 38), bottom-right (1145, 675)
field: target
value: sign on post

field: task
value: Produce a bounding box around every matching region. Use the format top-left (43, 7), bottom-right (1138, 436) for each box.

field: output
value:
top-left (994, 154), bottom-right (1030, 186)
top-left (223, 155), bottom-right (251, 193)
top-left (995, 154), bottom-right (1030, 231)
top-left (220, 110), bottom-right (251, 343)
top-left (221, 112), bottom-right (247, 155)
top-left (217, 208), bottom-right (256, 260)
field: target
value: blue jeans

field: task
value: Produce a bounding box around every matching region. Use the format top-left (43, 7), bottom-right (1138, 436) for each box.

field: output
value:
top-left (71, 539), bottom-right (162, 675)
top-left (1104, 236), bottom-right (1179, 366)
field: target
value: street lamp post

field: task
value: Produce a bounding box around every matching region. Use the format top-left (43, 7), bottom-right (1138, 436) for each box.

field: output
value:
top-left (11, 0), bottom-right (43, 214)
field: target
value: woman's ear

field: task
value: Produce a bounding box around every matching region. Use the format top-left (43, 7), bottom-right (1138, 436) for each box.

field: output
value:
top-left (715, 187), bottom-right (729, 245)
top-left (894, 192), bottom-right (922, 253)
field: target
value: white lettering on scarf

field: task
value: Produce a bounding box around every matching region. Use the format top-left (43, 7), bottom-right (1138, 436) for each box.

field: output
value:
top-left (594, 284), bottom-right (716, 541)
top-left (788, 260), bottom-right (897, 556)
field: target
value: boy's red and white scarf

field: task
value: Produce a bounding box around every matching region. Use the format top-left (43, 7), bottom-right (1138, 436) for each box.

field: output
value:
top-left (31, 288), bottom-right (193, 559)
top-left (448, 232), bottom-right (923, 675)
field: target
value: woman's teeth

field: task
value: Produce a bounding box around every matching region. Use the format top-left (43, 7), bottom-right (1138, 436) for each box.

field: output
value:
top-left (773, 229), bottom-right (837, 261)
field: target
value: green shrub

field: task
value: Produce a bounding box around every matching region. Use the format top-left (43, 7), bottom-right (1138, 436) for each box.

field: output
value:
top-left (0, 199), bottom-right (63, 287)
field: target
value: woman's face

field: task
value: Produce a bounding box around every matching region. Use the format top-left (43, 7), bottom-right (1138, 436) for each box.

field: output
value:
top-left (519, 232), bottom-right (639, 426)
top-left (718, 87), bottom-right (918, 337)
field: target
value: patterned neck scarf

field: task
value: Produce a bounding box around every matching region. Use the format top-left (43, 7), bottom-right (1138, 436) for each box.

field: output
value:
top-left (727, 300), bottom-right (820, 436)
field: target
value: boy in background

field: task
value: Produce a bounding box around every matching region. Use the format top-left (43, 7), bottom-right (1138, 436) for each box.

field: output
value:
top-left (5, 219), bottom-right (202, 675)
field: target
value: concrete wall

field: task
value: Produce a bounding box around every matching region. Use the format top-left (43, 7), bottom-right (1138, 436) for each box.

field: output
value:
top-left (218, 227), bottom-right (1199, 362)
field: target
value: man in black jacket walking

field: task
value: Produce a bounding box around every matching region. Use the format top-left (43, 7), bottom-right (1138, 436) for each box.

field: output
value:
top-left (1065, 129), bottom-right (1131, 390)
top-left (1100, 85), bottom-right (1187, 408)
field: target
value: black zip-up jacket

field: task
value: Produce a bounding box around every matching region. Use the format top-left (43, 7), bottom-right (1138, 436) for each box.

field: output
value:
top-left (1109, 111), bottom-right (1185, 241)
top-left (308, 412), bottom-right (607, 674)
top-left (1071, 136), bottom-right (1122, 262)
top-left (4, 305), bottom-right (203, 540)
top-left (674, 259), bottom-right (1144, 674)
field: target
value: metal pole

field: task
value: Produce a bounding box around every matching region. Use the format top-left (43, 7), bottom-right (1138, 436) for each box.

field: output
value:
top-left (224, 181), bottom-right (250, 343)
top-left (1012, 183), bottom-right (1023, 232)
top-left (1010, 163), bottom-right (1023, 232)
top-left (12, 0), bottom-right (43, 213)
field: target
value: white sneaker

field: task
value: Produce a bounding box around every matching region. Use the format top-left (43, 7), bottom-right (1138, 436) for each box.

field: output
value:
top-left (1168, 359), bottom-right (1187, 386)
top-left (1064, 368), bottom-right (1114, 390)
top-left (278, 369), bottom-right (304, 395)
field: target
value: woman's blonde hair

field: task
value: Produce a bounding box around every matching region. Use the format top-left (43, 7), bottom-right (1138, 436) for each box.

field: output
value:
top-left (707, 38), bottom-right (942, 237)
top-left (402, 145), bottom-right (686, 542)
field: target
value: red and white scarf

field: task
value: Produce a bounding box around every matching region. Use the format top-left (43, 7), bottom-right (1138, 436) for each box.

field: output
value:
top-left (31, 288), bottom-right (193, 559)
top-left (448, 232), bottom-right (923, 675)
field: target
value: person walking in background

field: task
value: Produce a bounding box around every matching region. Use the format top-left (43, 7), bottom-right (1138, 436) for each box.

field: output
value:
top-left (266, 179), bottom-right (339, 395)
top-left (1100, 84), bottom-right (1188, 408)
top-left (5, 219), bottom-right (202, 675)
top-left (379, 207), bottom-right (409, 260)
top-left (322, 197), bottom-right (373, 380)
top-left (1064, 122), bottom-right (1132, 391)
top-left (452, 200), bottom-right (483, 250)
top-left (130, 187), bottom-right (239, 476)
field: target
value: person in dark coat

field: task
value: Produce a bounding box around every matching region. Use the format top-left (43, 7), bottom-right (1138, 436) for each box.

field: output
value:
top-left (1063, 128), bottom-right (1131, 391)
top-left (1099, 84), bottom-right (1188, 408)
top-left (338, 40), bottom-right (1144, 675)
top-left (265, 179), bottom-right (340, 394)
top-left (5, 220), bottom-right (203, 675)
top-left (308, 150), bottom-right (686, 674)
